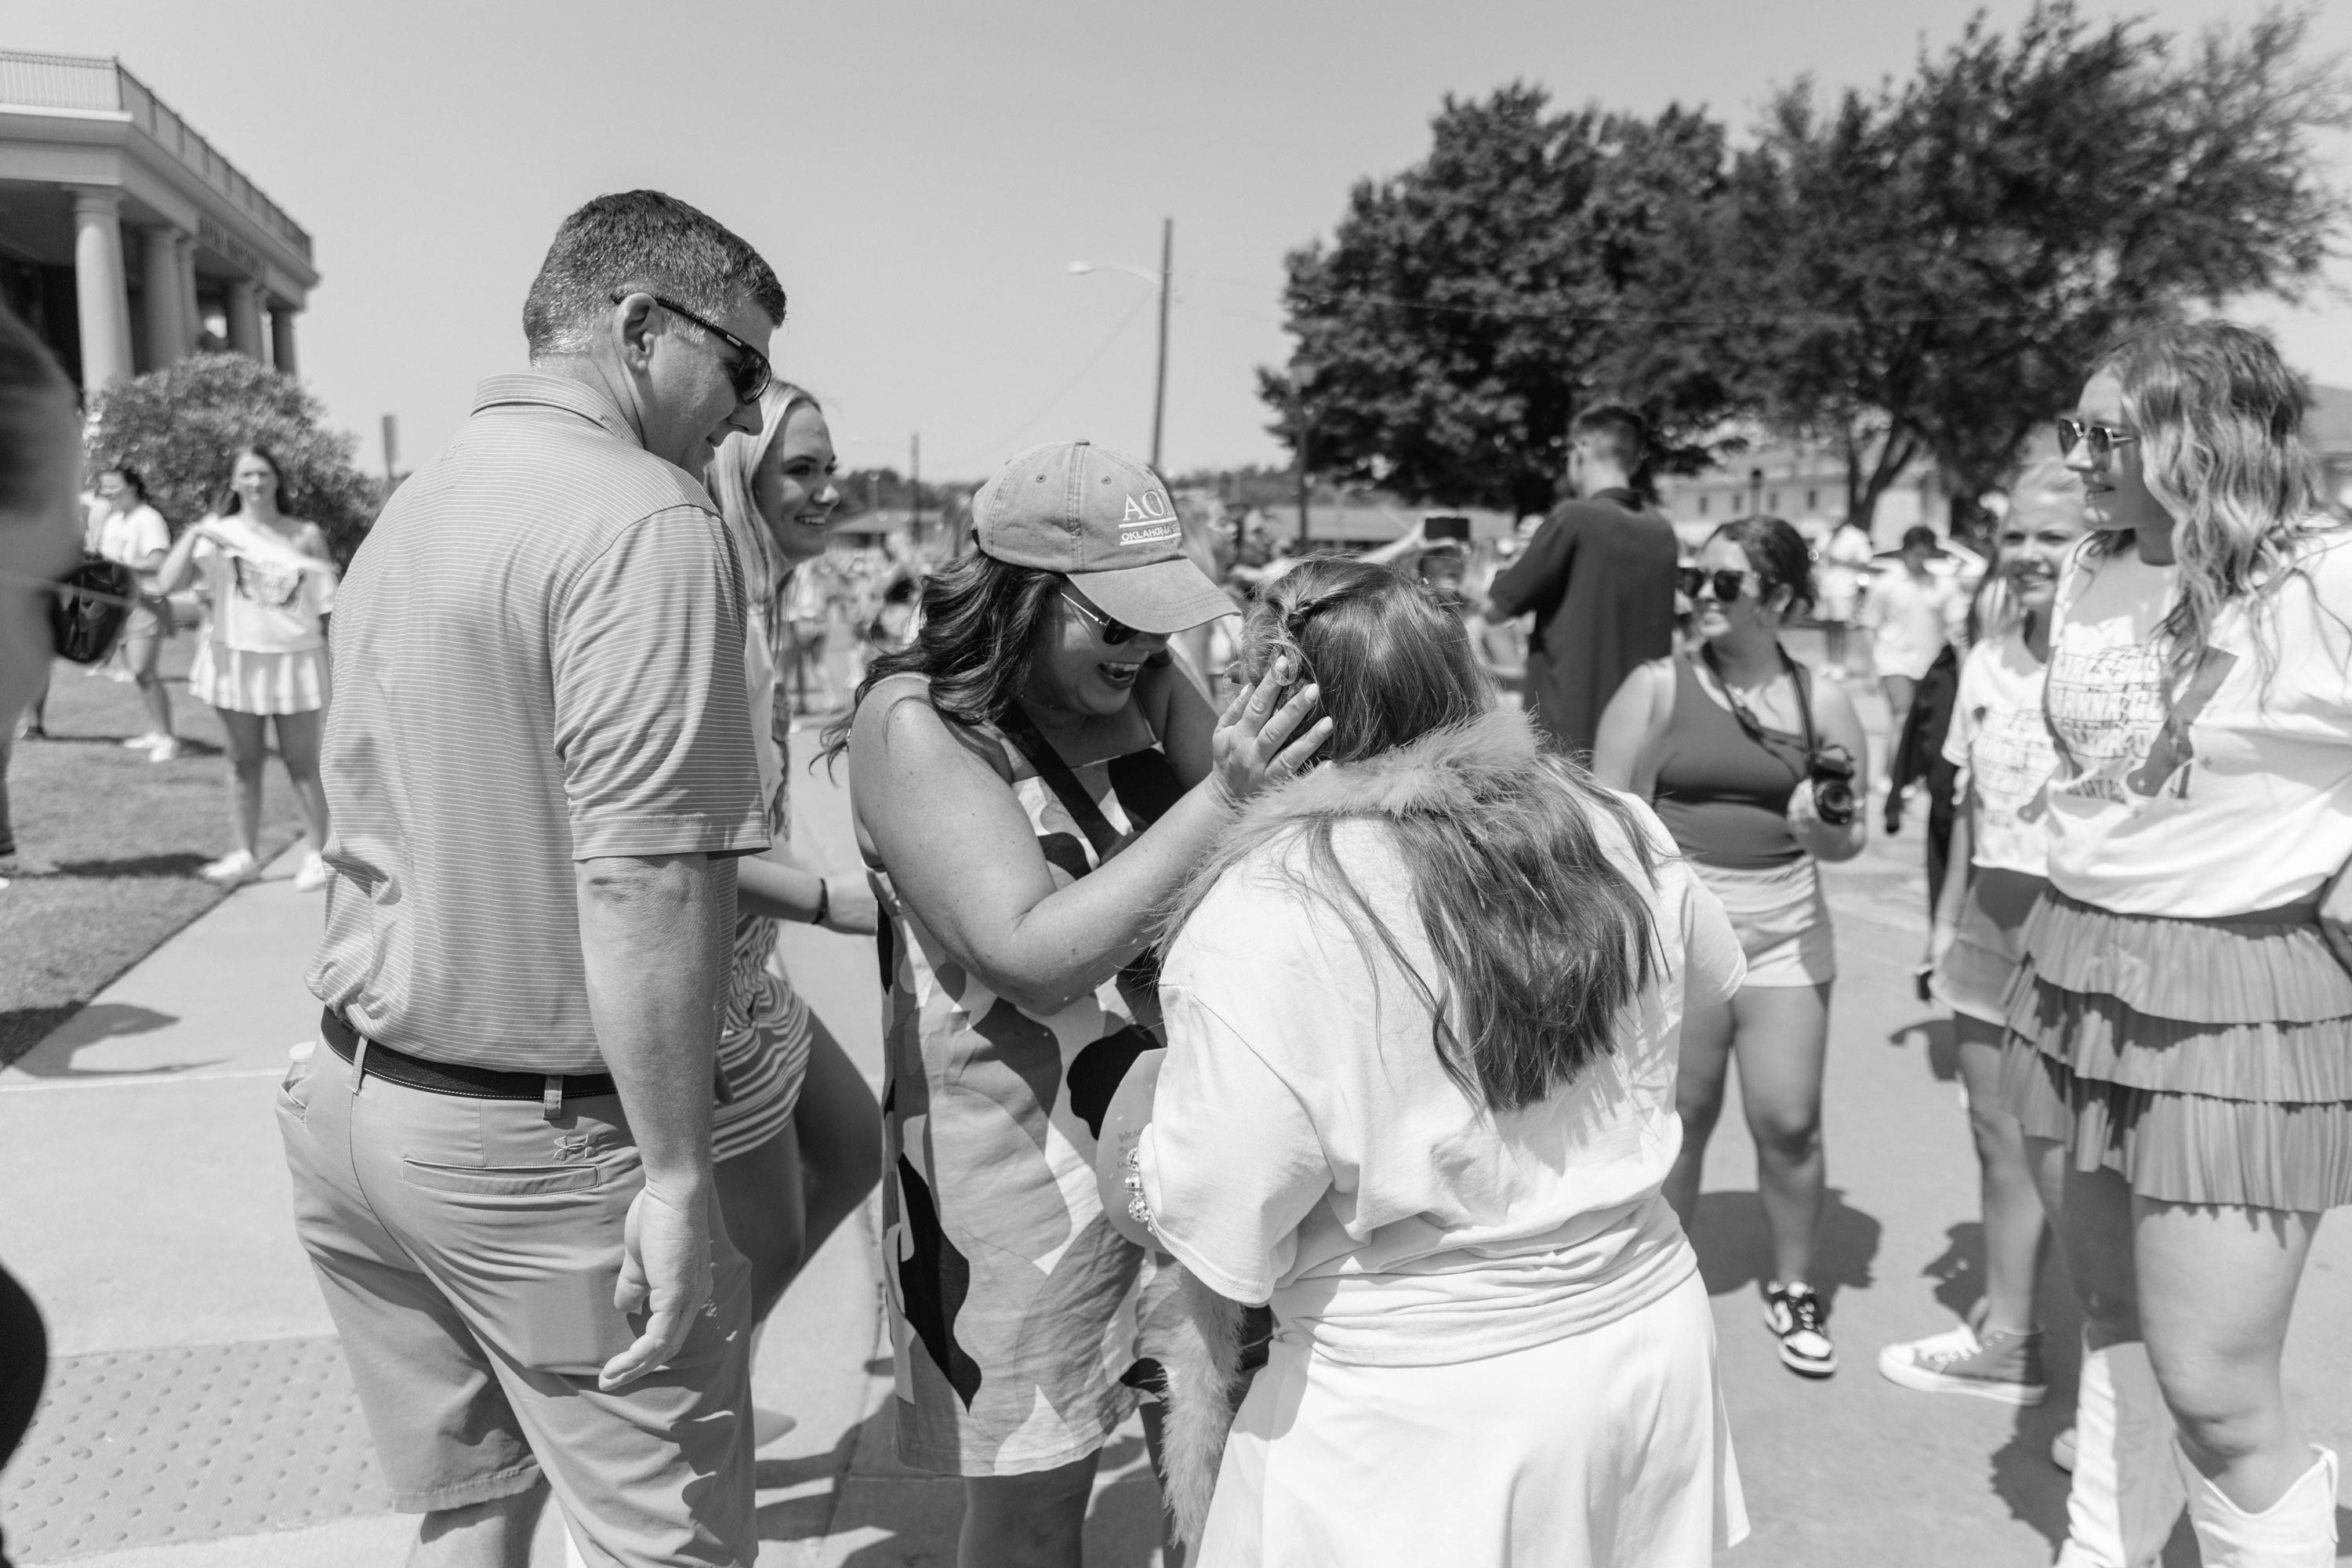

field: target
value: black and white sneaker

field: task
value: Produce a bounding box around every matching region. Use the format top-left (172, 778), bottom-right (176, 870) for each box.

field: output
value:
top-left (1764, 1282), bottom-right (1837, 1377)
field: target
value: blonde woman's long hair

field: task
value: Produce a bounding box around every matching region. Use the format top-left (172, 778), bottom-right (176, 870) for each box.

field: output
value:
top-left (2094, 321), bottom-right (2325, 681)
top-left (704, 380), bottom-right (822, 608)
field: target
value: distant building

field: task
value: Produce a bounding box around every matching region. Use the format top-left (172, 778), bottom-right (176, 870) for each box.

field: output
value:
top-left (0, 49), bottom-right (318, 396)
top-left (1654, 442), bottom-right (1937, 550)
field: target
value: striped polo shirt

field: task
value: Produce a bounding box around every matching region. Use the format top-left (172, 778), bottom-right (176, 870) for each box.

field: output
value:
top-left (307, 374), bottom-right (768, 1073)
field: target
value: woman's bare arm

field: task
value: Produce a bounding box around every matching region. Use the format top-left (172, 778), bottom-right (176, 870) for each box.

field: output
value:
top-left (851, 667), bottom-right (1325, 1015)
top-left (1591, 659), bottom-right (1674, 797)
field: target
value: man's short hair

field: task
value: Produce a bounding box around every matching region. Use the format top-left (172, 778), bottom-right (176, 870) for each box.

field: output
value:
top-left (1901, 524), bottom-right (1941, 554)
top-left (1570, 404), bottom-right (1647, 472)
top-left (522, 191), bottom-right (786, 360)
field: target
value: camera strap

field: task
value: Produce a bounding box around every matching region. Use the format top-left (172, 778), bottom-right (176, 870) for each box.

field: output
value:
top-left (1698, 643), bottom-right (1817, 764)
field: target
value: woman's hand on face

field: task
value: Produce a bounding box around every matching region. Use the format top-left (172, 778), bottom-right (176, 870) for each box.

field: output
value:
top-left (821, 874), bottom-right (881, 938)
top-left (2319, 859), bottom-right (2352, 976)
top-left (1209, 657), bottom-right (1332, 810)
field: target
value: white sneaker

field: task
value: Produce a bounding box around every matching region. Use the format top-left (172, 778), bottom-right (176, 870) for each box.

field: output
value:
top-left (146, 737), bottom-right (180, 763)
top-left (122, 731), bottom-right (165, 750)
top-left (199, 849), bottom-right (260, 887)
top-left (292, 851), bottom-right (332, 892)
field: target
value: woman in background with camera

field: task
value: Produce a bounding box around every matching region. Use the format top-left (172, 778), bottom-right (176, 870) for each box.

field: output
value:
top-left (1595, 514), bottom-right (1868, 1379)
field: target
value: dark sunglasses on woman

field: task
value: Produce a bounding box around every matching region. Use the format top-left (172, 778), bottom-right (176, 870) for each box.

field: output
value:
top-left (1060, 589), bottom-right (1140, 645)
top-left (1675, 566), bottom-right (1755, 604)
top-left (2056, 417), bottom-right (2137, 462)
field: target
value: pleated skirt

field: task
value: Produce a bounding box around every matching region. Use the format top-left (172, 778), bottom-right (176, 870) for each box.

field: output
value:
top-left (188, 643), bottom-right (329, 716)
top-left (1998, 887), bottom-right (2352, 1210)
top-left (1195, 1272), bottom-right (1745, 1568)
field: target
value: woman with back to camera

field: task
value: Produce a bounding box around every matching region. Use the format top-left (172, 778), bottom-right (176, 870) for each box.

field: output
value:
top-left (1593, 515), bottom-right (1869, 1378)
top-left (702, 383), bottom-right (884, 1446)
top-left (1877, 460), bottom-right (2085, 1410)
top-left (1113, 557), bottom-right (1748, 1567)
top-left (92, 466), bottom-right (177, 760)
top-left (0, 301), bottom-right (89, 1568)
top-left (830, 438), bottom-right (1327, 1568)
top-left (2004, 321), bottom-right (2352, 1568)
top-left (153, 445), bottom-right (336, 890)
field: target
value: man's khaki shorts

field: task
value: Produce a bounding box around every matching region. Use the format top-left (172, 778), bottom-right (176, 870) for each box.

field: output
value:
top-left (278, 1041), bottom-right (755, 1566)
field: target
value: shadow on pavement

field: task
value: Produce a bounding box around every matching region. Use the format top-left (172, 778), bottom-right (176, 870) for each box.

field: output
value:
top-left (47, 850), bottom-right (212, 878)
top-left (1690, 1187), bottom-right (1882, 1303)
top-left (2, 1001), bottom-right (191, 1077)
top-left (1887, 1012), bottom-right (1960, 1082)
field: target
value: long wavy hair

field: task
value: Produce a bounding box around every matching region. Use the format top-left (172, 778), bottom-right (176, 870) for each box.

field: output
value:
top-left (2092, 321), bottom-right (2326, 682)
top-left (1161, 557), bottom-right (1661, 1112)
top-left (818, 543), bottom-right (1061, 762)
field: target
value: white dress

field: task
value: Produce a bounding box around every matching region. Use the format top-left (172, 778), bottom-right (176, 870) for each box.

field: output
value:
top-left (1142, 749), bottom-right (1749, 1567)
top-left (186, 517), bottom-right (337, 715)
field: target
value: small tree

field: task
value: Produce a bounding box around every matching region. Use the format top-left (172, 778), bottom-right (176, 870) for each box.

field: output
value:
top-left (86, 354), bottom-right (380, 564)
top-left (1261, 87), bottom-right (1737, 516)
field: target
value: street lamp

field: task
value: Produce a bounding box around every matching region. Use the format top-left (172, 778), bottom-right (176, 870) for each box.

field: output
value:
top-left (1068, 216), bottom-right (1173, 470)
top-left (1289, 353), bottom-right (1320, 546)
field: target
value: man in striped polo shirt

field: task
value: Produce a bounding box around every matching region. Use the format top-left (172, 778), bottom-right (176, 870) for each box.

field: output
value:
top-left (292, 191), bottom-right (780, 1566)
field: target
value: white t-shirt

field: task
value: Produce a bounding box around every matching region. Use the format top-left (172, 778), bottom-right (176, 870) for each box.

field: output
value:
top-left (96, 503), bottom-right (170, 570)
top-left (2043, 527), bottom-right (2352, 916)
top-left (1943, 629), bottom-right (2057, 876)
top-left (1864, 563), bottom-right (1962, 680)
top-left (1141, 792), bottom-right (1744, 1367)
top-left (192, 516), bottom-right (338, 653)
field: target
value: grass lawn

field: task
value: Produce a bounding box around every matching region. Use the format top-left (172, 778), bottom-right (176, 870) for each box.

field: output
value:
top-left (2, 641), bottom-right (305, 1065)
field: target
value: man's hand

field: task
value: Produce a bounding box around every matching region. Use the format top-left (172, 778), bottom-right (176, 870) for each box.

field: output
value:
top-left (601, 1178), bottom-right (713, 1390)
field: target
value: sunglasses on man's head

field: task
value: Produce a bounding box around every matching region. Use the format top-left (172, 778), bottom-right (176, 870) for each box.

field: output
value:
top-left (609, 291), bottom-right (773, 405)
top-left (1059, 589), bottom-right (1140, 645)
top-left (1676, 566), bottom-right (1757, 603)
top-left (2056, 417), bottom-right (2137, 462)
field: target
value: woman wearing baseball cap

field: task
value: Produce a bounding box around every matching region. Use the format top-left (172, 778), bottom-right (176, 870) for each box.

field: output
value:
top-left (824, 439), bottom-right (1327, 1566)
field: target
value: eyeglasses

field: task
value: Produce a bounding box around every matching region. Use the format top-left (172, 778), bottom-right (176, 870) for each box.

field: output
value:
top-left (1676, 566), bottom-right (1757, 603)
top-left (1059, 588), bottom-right (1140, 645)
top-left (2056, 417), bottom-right (2137, 462)
top-left (611, 291), bottom-right (773, 405)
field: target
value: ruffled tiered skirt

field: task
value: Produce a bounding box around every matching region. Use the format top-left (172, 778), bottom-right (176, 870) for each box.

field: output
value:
top-left (1998, 887), bottom-right (2352, 1210)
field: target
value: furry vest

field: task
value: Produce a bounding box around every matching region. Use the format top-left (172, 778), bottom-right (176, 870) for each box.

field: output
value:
top-left (1148, 705), bottom-right (1578, 1543)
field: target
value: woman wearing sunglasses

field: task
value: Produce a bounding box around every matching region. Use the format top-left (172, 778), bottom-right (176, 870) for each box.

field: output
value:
top-left (2005, 322), bottom-right (2352, 1568)
top-left (1594, 514), bottom-right (1868, 1380)
top-left (826, 439), bottom-right (1327, 1568)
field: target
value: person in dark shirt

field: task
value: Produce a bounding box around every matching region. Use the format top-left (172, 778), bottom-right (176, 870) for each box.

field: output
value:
top-left (1480, 405), bottom-right (1680, 758)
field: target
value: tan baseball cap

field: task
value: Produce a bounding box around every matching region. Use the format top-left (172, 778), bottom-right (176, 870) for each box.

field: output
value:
top-left (971, 440), bottom-right (1233, 633)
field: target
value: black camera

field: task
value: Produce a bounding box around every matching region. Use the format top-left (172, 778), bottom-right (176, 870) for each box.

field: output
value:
top-left (1808, 744), bottom-right (1858, 828)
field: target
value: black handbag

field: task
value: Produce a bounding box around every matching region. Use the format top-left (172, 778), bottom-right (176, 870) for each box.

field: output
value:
top-left (46, 554), bottom-right (139, 666)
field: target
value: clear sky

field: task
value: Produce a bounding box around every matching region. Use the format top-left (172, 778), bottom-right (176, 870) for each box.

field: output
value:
top-left (21, 0), bottom-right (2352, 483)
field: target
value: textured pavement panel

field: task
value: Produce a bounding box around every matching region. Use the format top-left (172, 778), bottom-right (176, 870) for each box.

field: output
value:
top-left (1, 1338), bottom-right (385, 1563)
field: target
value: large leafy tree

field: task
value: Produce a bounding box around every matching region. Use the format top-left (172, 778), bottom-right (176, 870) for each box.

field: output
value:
top-left (86, 354), bottom-right (380, 563)
top-left (1719, 2), bottom-right (2350, 532)
top-left (1261, 88), bottom-right (1735, 516)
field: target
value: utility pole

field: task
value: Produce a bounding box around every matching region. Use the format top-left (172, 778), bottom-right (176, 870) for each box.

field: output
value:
top-left (1290, 356), bottom-right (1318, 547)
top-left (910, 432), bottom-right (923, 547)
top-left (380, 414), bottom-right (400, 488)
top-left (1151, 217), bottom-right (1171, 472)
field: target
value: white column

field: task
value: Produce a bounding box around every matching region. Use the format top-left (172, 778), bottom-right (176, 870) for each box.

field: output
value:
top-left (67, 187), bottom-right (135, 394)
top-left (227, 279), bottom-right (265, 361)
top-left (176, 234), bottom-right (201, 351)
top-left (268, 304), bottom-right (299, 378)
top-left (140, 225), bottom-right (186, 370)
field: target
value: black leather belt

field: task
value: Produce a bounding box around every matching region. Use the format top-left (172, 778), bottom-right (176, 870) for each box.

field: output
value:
top-left (321, 1009), bottom-right (618, 1102)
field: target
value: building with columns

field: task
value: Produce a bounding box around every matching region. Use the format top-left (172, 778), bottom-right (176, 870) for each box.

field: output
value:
top-left (0, 49), bottom-right (316, 398)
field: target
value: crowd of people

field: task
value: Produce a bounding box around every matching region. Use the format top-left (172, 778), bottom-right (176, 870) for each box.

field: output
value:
top-left (1, 184), bottom-right (2349, 1568)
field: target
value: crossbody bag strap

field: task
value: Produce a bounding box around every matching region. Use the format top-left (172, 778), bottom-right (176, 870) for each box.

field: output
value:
top-left (1698, 644), bottom-right (1815, 760)
top-left (994, 702), bottom-right (1124, 861)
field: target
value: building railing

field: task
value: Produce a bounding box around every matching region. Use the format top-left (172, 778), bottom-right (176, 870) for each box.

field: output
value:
top-left (0, 49), bottom-right (314, 266)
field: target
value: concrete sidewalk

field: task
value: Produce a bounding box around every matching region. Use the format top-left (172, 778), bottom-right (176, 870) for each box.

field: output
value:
top-left (3, 721), bottom-right (2348, 1566)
